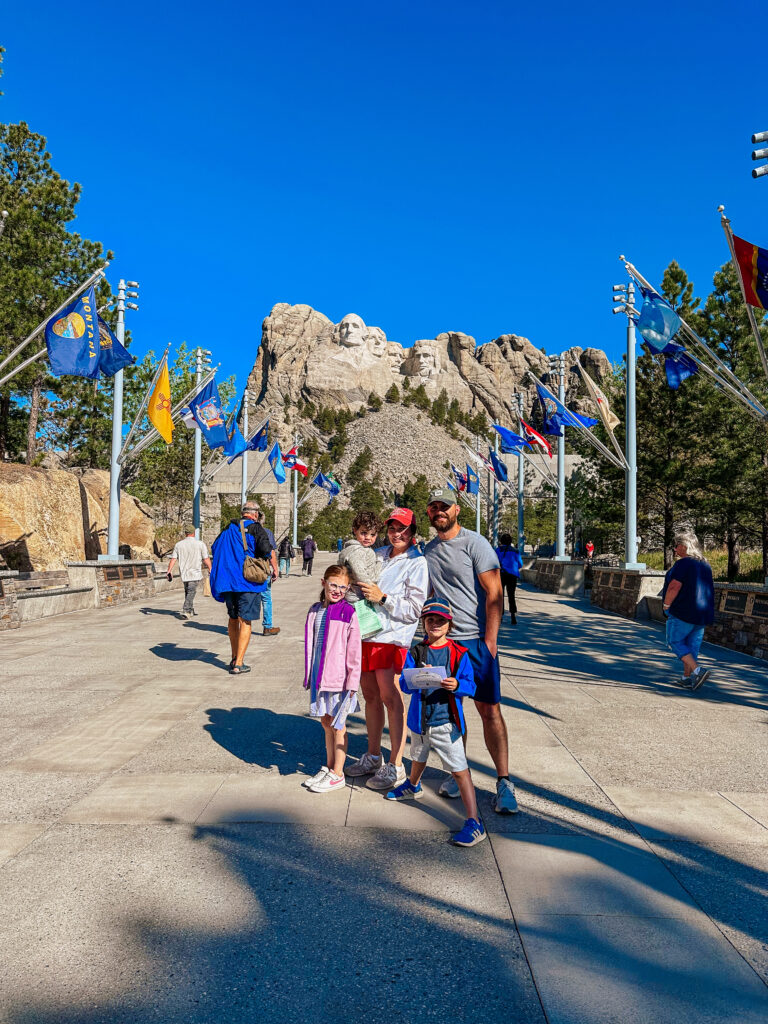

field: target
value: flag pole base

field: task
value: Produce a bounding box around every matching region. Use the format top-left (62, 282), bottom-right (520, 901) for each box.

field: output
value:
top-left (553, 555), bottom-right (570, 562)
top-left (97, 554), bottom-right (125, 562)
top-left (621, 561), bottom-right (647, 571)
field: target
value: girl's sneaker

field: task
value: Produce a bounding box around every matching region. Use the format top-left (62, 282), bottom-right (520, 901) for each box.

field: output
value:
top-left (385, 780), bottom-right (424, 801)
top-left (303, 768), bottom-right (329, 788)
top-left (309, 771), bottom-right (346, 793)
top-left (451, 818), bottom-right (487, 847)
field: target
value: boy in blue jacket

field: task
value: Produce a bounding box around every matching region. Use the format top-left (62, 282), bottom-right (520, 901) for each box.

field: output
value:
top-left (386, 599), bottom-right (485, 847)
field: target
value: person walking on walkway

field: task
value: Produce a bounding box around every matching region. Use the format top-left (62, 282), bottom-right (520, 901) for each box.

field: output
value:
top-left (278, 536), bottom-right (294, 578)
top-left (345, 507), bottom-right (429, 791)
top-left (258, 510), bottom-right (280, 637)
top-left (662, 530), bottom-right (715, 690)
top-left (210, 501), bottom-right (276, 675)
top-left (166, 526), bottom-right (211, 620)
top-left (303, 564), bottom-right (362, 793)
top-left (495, 532), bottom-right (522, 624)
top-left (424, 488), bottom-right (518, 814)
top-left (301, 535), bottom-right (318, 575)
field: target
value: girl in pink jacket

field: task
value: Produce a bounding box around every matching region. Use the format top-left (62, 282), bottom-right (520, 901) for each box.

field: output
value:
top-left (303, 564), bottom-right (362, 793)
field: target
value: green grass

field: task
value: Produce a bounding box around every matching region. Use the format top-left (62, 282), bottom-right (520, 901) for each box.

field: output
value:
top-left (640, 548), bottom-right (765, 583)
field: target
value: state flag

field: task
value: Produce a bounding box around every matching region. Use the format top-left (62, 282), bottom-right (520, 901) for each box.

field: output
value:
top-left (520, 418), bottom-right (552, 458)
top-left (189, 380), bottom-right (229, 449)
top-left (44, 285), bottom-right (100, 378)
top-left (97, 316), bottom-right (135, 377)
top-left (148, 358), bottom-right (174, 444)
top-left (489, 448), bottom-right (508, 482)
top-left (732, 234), bottom-right (768, 310)
top-left (465, 464), bottom-right (480, 494)
top-left (268, 442), bottom-right (287, 484)
top-left (283, 447), bottom-right (308, 476)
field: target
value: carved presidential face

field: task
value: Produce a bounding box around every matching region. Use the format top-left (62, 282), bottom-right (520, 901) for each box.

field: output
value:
top-left (409, 340), bottom-right (439, 378)
top-left (365, 326), bottom-right (387, 358)
top-left (387, 342), bottom-right (404, 374)
top-left (338, 314), bottom-right (367, 348)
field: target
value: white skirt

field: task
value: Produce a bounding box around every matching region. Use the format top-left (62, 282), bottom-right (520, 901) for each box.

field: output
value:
top-left (310, 689), bottom-right (360, 730)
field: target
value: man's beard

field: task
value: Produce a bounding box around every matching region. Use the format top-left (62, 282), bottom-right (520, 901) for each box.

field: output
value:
top-left (429, 508), bottom-right (458, 532)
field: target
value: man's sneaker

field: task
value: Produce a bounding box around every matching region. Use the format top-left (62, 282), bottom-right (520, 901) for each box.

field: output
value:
top-left (385, 780), bottom-right (424, 801)
top-left (366, 762), bottom-right (406, 791)
top-left (178, 613), bottom-right (189, 620)
top-left (263, 626), bottom-right (281, 636)
top-left (673, 676), bottom-right (692, 688)
top-left (345, 752), bottom-right (382, 778)
top-left (303, 767), bottom-right (329, 788)
top-left (309, 771), bottom-right (346, 793)
top-left (494, 778), bottom-right (519, 814)
top-left (438, 776), bottom-right (461, 799)
top-left (451, 818), bottom-right (487, 847)
top-left (690, 668), bottom-right (710, 691)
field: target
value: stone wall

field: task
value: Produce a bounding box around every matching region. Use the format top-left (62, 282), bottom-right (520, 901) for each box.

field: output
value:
top-left (590, 567), bottom-right (666, 619)
top-left (67, 561), bottom-right (157, 608)
top-left (533, 559), bottom-right (585, 597)
top-left (0, 571), bottom-right (21, 630)
top-left (707, 584), bottom-right (768, 660)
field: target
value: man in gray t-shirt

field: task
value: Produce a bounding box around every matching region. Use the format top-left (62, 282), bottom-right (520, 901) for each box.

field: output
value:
top-left (167, 529), bottom-right (212, 619)
top-left (424, 488), bottom-right (518, 815)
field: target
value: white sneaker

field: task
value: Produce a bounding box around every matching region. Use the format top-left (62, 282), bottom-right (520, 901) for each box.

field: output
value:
top-left (309, 771), bottom-right (346, 793)
top-left (366, 762), bottom-right (406, 791)
top-left (345, 752), bottom-right (382, 778)
top-left (303, 767), bottom-right (329, 788)
top-left (439, 776), bottom-right (461, 799)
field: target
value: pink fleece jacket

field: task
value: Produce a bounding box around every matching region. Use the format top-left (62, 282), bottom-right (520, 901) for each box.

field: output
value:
top-left (303, 600), bottom-right (362, 693)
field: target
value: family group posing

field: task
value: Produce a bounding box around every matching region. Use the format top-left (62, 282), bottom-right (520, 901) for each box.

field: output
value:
top-left (302, 488), bottom-right (520, 849)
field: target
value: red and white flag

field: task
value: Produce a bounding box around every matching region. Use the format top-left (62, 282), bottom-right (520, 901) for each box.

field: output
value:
top-left (282, 446), bottom-right (308, 476)
top-left (520, 418), bottom-right (552, 458)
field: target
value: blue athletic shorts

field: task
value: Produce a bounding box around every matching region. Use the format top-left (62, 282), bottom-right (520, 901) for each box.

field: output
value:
top-left (223, 591), bottom-right (262, 623)
top-left (460, 637), bottom-right (501, 705)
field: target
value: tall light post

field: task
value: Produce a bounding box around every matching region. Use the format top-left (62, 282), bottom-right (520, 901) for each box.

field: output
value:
top-left (492, 431), bottom-right (500, 547)
top-left (515, 392), bottom-right (525, 552)
top-left (751, 130), bottom-right (768, 179)
top-left (549, 353), bottom-right (568, 560)
top-left (240, 388), bottom-right (249, 505)
top-left (613, 281), bottom-right (645, 570)
top-left (193, 348), bottom-right (212, 539)
top-left (102, 279), bottom-right (139, 562)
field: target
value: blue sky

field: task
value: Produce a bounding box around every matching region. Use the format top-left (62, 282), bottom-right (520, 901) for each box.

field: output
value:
top-left (3, 1), bottom-right (767, 393)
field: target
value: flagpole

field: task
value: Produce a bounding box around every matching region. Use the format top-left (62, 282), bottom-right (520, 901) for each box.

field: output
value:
top-left (193, 348), bottom-right (206, 539)
top-left (492, 433), bottom-right (499, 546)
top-left (719, 206), bottom-right (768, 386)
top-left (292, 437), bottom-right (299, 547)
top-left (550, 353), bottom-right (568, 561)
top-left (0, 263), bottom-right (109, 374)
top-left (516, 393), bottom-right (525, 551)
top-left (240, 388), bottom-right (249, 505)
top-left (575, 364), bottom-right (630, 470)
top-left (622, 282), bottom-right (644, 570)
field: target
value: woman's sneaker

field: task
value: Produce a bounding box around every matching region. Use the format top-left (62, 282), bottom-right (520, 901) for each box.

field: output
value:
top-left (303, 767), bottom-right (329, 788)
top-left (439, 777), bottom-right (461, 799)
top-left (345, 752), bottom-right (382, 778)
top-left (385, 780), bottom-right (424, 801)
top-left (451, 818), bottom-right (487, 847)
top-left (309, 771), bottom-right (346, 793)
top-left (366, 762), bottom-right (406, 791)
top-left (494, 778), bottom-right (519, 814)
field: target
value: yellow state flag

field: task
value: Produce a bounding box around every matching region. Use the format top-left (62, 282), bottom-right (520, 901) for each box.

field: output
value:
top-left (148, 358), bottom-right (174, 443)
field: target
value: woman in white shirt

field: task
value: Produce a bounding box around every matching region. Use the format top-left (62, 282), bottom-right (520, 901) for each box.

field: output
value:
top-left (345, 507), bottom-right (429, 792)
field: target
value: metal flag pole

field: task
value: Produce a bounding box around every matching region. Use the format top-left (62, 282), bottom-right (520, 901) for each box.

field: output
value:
top-left (102, 279), bottom-right (139, 562)
top-left (117, 346), bottom-right (170, 462)
top-left (551, 353), bottom-right (568, 561)
top-left (292, 438), bottom-right (299, 547)
top-left (516, 393), bottom-right (525, 552)
top-left (614, 281), bottom-right (645, 570)
top-left (719, 205), bottom-right (768, 386)
top-left (0, 264), bottom-right (109, 374)
top-left (492, 432), bottom-right (500, 547)
top-left (574, 363), bottom-right (630, 470)
top-left (192, 348), bottom-right (212, 539)
top-left (240, 388), bottom-right (249, 505)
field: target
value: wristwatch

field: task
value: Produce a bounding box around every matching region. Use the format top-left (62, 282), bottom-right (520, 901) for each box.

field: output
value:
top-left (379, 594), bottom-right (387, 607)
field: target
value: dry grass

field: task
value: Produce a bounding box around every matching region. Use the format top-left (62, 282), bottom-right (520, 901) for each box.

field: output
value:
top-left (641, 548), bottom-right (765, 583)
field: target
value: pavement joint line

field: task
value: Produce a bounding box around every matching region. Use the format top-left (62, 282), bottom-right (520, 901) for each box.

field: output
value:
top-left (717, 791), bottom-right (768, 833)
top-left (190, 772), bottom-right (231, 825)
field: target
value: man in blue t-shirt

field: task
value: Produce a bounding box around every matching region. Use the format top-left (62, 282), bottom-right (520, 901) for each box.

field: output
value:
top-left (662, 531), bottom-right (715, 691)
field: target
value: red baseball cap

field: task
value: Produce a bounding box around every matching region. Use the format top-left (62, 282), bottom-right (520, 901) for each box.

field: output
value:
top-left (387, 507), bottom-right (415, 528)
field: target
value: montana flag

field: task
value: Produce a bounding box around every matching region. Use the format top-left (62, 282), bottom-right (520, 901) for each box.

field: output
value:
top-left (465, 464), bottom-right (480, 494)
top-left (267, 442), bottom-right (287, 484)
top-left (97, 316), bottom-right (135, 377)
top-left (493, 425), bottom-right (531, 453)
top-left (634, 285), bottom-right (682, 352)
top-left (665, 350), bottom-right (699, 390)
top-left (44, 285), bottom-right (100, 378)
top-left (189, 380), bottom-right (229, 449)
top-left (732, 234), bottom-right (768, 310)
top-left (580, 367), bottom-right (620, 431)
top-left (223, 423), bottom-right (248, 461)
top-left (148, 358), bottom-right (174, 443)
top-left (489, 448), bottom-right (508, 482)
top-left (536, 383), bottom-right (598, 435)
top-left (520, 418), bottom-right (552, 458)
top-left (283, 447), bottom-right (308, 476)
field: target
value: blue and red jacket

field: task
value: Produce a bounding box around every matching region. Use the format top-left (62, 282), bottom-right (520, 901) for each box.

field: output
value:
top-left (398, 636), bottom-right (476, 735)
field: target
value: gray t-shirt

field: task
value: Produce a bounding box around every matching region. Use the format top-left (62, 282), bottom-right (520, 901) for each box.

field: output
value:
top-left (172, 537), bottom-right (209, 582)
top-left (424, 528), bottom-right (499, 640)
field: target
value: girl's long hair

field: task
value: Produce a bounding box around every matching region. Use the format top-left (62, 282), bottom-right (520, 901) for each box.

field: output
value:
top-left (320, 564), bottom-right (350, 605)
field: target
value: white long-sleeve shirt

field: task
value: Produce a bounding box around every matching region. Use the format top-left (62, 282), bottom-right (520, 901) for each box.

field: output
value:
top-left (372, 544), bottom-right (429, 648)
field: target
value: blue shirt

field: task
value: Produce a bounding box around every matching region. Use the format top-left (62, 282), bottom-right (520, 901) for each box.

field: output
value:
top-left (662, 557), bottom-right (715, 626)
top-left (496, 545), bottom-right (522, 577)
top-left (210, 520), bottom-right (270, 598)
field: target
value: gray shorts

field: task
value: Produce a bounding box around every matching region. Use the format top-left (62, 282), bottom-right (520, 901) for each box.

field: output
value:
top-left (410, 722), bottom-right (467, 773)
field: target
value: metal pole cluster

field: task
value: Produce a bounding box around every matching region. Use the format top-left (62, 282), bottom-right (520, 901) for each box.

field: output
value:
top-left (550, 353), bottom-right (568, 561)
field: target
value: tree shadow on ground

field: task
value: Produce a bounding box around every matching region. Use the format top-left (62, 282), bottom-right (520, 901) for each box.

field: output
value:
top-left (150, 643), bottom-right (229, 670)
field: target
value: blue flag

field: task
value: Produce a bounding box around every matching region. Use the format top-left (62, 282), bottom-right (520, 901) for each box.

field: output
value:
top-left (97, 316), bottom-right (135, 377)
top-left (224, 423), bottom-right (249, 461)
top-left (44, 285), bottom-right (100, 378)
top-left (189, 380), bottom-right (229, 449)
top-left (465, 464), bottom-right (480, 494)
top-left (268, 442), bottom-right (287, 484)
top-left (489, 448), bottom-right (508, 482)
top-left (665, 351), bottom-right (698, 390)
top-left (312, 471), bottom-right (340, 502)
top-left (243, 421), bottom-right (268, 454)
top-left (634, 285), bottom-right (682, 353)
top-left (493, 425), bottom-right (531, 453)
top-left (536, 383), bottom-right (598, 435)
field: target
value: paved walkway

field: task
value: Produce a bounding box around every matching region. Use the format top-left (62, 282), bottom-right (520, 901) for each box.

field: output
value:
top-left (1, 554), bottom-right (767, 1023)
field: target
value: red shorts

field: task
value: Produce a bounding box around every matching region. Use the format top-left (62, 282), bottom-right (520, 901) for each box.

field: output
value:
top-left (360, 641), bottom-right (409, 674)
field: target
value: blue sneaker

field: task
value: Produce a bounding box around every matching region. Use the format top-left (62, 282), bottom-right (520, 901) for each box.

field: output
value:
top-left (494, 777), bottom-right (519, 814)
top-left (385, 780), bottom-right (424, 801)
top-left (451, 818), bottom-right (487, 847)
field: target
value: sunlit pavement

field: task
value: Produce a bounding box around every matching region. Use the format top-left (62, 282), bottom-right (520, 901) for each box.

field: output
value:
top-left (1, 554), bottom-right (767, 1023)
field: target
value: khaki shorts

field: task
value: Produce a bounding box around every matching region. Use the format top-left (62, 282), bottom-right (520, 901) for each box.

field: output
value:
top-left (410, 722), bottom-right (467, 773)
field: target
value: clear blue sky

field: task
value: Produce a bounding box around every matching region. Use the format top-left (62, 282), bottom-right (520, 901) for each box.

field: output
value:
top-left (3, 1), bottom-right (767, 392)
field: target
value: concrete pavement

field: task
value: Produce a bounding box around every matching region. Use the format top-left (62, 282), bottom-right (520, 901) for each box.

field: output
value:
top-left (0, 555), bottom-right (767, 1023)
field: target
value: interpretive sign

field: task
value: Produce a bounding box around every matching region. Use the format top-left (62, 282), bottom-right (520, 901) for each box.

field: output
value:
top-left (751, 594), bottom-right (768, 619)
top-left (120, 566), bottom-right (136, 581)
top-left (723, 591), bottom-right (748, 615)
top-left (104, 567), bottom-right (120, 581)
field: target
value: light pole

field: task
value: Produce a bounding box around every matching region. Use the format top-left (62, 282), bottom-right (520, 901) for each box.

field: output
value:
top-left (751, 130), bottom-right (768, 179)
top-left (193, 348), bottom-right (212, 539)
top-left (102, 279), bottom-right (139, 562)
top-left (240, 388), bottom-right (249, 505)
top-left (613, 281), bottom-right (645, 570)
top-left (516, 392), bottom-right (525, 552)
top-left (492, 431), bottom-right (500, 547)
top-left (549, 353), bottom-right (568, 560)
